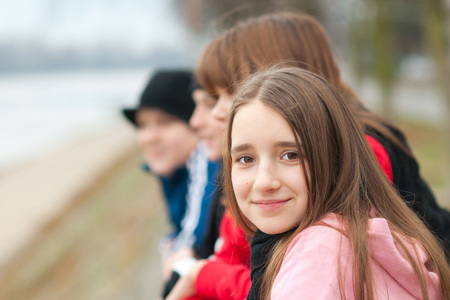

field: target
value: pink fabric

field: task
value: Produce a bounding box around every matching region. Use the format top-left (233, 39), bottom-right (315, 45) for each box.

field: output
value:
top-left (272, 213), bottom-right (443, 299)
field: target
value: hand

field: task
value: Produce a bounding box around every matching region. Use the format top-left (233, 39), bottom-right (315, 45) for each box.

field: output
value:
top-left (165, 260), bottom-right (207, 300)
top-left (163, 247), bottom-right (195, 280)
top-left (171, 247), bottom-right (195, 263)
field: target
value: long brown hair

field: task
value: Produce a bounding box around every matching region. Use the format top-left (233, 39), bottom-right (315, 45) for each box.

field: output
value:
top-left (196, 12), bottom-right (411, 155)
top-left (224, 67), bottom-right (450, 300)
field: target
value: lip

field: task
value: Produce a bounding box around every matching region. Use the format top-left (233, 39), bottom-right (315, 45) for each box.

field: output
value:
top-left (252, 199), bottom-right (290, 211)
top-left (146, 150), bottom-right (165, 158)
top-left (195, 131), bottom-right (208, 140)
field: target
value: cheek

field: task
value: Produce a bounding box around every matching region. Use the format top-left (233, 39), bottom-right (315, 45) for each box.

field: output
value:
top-left (138, 134), bottom-right (160, 153)
top-left (136, 132), bottom-right (145, 147)
top-left (157, 135), bottom-right (177, 152)
top-left (167, 127), bottom-right (192, 146)
top-left (231, 170), bottom-right (251, 202)
top-left (288, 165), bottom-right (308, 190)
top-left (191, 108), bottom-right (207, 127)
top-left (222, 96), bottom-right (233, 110)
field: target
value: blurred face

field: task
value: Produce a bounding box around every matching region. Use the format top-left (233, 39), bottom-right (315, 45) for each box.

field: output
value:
top-left (211, 88), bottom-right (234, 125)
top-left (190, 89), bottom-right (225, 160)
top-left (137, 108), bottom-right (198, 177)
top-left (230, 100), bottom-right (309, 235)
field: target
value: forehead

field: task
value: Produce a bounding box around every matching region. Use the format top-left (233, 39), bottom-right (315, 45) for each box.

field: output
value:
top-left (231, 100), bottom-right (295, 142)
top-left (137, 108), bottom-right (174, 119)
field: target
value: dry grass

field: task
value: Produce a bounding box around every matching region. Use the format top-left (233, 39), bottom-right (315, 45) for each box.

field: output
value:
top-left (400, 120), bottom-right (450, 209)
top-left (0, 150), bottom-right (166, 300)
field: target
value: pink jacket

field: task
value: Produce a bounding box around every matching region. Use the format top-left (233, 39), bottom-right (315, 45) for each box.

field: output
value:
top-left (272, 213), bottom-right (444, 299)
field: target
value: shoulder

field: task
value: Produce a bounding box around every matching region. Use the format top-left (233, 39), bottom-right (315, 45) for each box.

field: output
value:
top-left (282, 214), bottom-right (352, 274)
top-left (272, 214), bottom-right (351, 298)
top-left (287, 215), bottom-right (349, 258)
top-left (220, 211), bottom-right (248, 245)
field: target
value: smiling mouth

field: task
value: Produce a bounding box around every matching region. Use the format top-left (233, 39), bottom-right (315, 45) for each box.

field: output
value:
top-left (253, 199), bottom-right (290, 211)
top-left (146, 150), bottom-right (165, 158)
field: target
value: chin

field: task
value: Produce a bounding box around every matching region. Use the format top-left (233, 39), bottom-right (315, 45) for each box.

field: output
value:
top-left (149, 164), bottom-right (173, 177)
top-left (207, 152), bottom-right (222, 161)
top-left (258, 226), bottom-right (281, 235)
top-left (258, 224), bottom-right (294, 235)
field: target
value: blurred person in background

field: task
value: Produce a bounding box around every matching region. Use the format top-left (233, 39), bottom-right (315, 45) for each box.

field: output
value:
top-left (164, 81), bottom-right (252, 300)
top-left (122, 70), bottom-right (216, 284)
top-left (161, 79), bottom-right (225, 297)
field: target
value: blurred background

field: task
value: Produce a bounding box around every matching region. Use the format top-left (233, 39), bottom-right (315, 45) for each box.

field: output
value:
top-left (0, 0), bottom-right (448, 299)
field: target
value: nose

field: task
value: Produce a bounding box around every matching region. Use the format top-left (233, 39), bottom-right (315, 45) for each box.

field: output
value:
top-left (138, 125), bottom-right (159, 145)
top-left (212, 96), bottom-right (232, 122)
top-left (253, 163), bottom-right (281, 193)
top-left (189, 106), bottom-right (204, 130)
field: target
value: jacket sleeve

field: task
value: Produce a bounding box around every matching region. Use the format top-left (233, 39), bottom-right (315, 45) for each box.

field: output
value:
top-left (195, 211), bottom-right (251, 299)
top-left (365, 135), bottom-right (393, 184)
top-left (195, 261), bottom-right (251, 299)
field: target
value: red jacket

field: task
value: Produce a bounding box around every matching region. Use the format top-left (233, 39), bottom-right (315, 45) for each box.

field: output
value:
top-left (193, 210), bottom-right (251, 299)
top-left (189, 135), bottom-right (392, 300)
top-left (366, 135), bottom-right (393, 183)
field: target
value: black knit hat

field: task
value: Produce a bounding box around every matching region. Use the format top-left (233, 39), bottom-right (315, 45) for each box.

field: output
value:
top-left (122, 70), bottom-right (195, 126)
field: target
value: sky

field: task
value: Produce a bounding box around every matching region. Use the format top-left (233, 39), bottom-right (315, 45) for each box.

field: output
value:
top-left (0, 0), bottom-right (196, 170)
top-left (0, 0), bottom-right (187, 54)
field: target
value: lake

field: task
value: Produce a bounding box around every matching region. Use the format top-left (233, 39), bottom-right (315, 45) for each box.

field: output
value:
top-left (0, 67), bottom-right (152, 173)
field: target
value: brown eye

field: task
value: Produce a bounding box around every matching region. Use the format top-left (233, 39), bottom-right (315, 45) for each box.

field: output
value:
top-left (282, 152), bottom-right (299, 160)
top-left (238, 156), bottom-right (255, 164)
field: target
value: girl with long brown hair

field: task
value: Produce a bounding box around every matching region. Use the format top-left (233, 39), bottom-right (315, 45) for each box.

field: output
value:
top-left (196, 12), bottom-right (450, 254)
top-left (225, 67), bottom-right (449, 299)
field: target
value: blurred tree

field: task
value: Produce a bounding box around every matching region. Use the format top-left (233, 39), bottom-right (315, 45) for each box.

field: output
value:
top-left (373, 0), bottom-right (396, 121)
top-left (177, 0), bottom-right (322, 38)
top-left (175, 0), bottom-right (326, 64)
top-left (422, 0), bottom-right (450, 182)
top-left (349, 0), bottom-right (424, 115)
top-left (348, 0), bottom-right (374, 89)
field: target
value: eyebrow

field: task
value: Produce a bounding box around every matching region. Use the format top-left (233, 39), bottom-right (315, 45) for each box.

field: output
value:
top-left (230, 141), bottom-right (299, 155)
top-left (274, 141), bottom-right (298, 148)
top-left (230, 144), bottom-right (253, 155)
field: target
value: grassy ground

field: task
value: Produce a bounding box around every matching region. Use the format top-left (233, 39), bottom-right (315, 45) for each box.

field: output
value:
top-left (401, 120), bottom-right (450, 208)
top-left (0, 149), bottom-right (166, 300)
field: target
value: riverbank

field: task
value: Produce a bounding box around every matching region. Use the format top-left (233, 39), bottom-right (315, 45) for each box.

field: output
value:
top-left (0, 122), bottom-right (166, 300)
top-left (0, 122), bottom-right (133, 269)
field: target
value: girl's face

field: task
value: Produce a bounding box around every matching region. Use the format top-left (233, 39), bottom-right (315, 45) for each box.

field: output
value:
top-left (190, 89), bottom-right (225, 160)
top-left (230, 100), bottom-right (309, 235)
